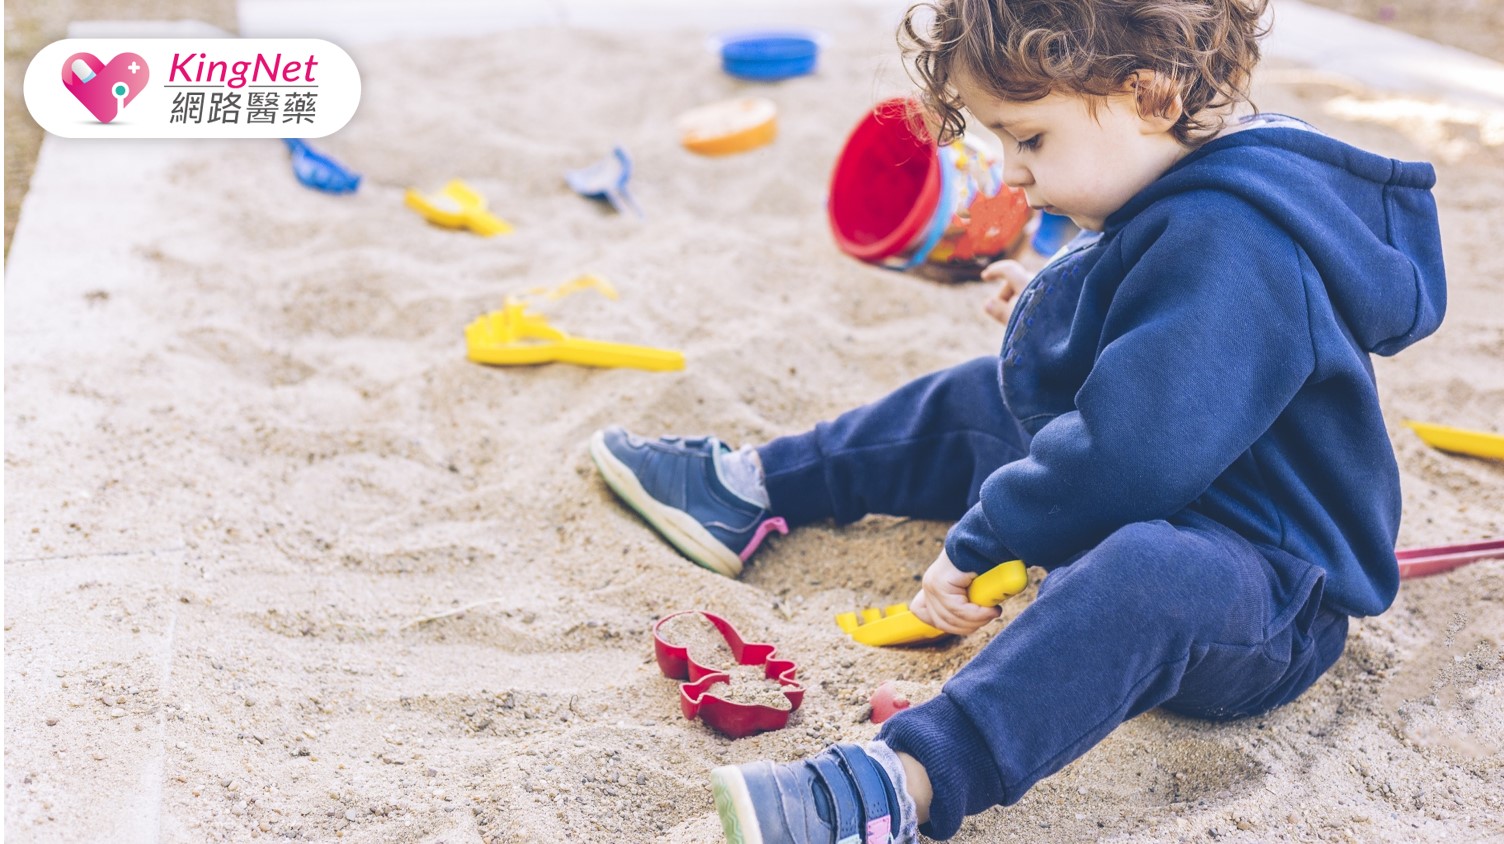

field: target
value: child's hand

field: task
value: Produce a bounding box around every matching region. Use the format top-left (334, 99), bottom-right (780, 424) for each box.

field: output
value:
top-left (908, 550), bottom-right (1003, 636)
top-left (980, 259), bottom-right (1032, 325)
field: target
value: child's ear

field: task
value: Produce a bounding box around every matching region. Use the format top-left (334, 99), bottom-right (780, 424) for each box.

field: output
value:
top-left (1123, 70), bottom-right (1183, 134)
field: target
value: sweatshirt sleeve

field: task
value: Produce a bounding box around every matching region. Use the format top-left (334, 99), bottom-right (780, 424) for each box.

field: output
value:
top-left (945, 202), bottom-right (1317, 573)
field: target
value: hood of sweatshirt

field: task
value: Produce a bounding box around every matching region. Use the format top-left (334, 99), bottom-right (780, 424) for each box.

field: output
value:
top-left (1105, 124), bottom-right (1447, 356)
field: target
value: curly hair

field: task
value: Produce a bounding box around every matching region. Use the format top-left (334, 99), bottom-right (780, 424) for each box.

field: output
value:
top-left (900, 0), bottom-right (1270, 146)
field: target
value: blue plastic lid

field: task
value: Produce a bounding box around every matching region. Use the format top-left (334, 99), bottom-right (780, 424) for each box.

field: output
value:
top-left (720, 32), bottom-right (820, 81)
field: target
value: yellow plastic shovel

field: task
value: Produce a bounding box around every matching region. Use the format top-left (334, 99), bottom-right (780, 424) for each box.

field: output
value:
top-left (1405, 420), bottom-right (1504, 461)
top-left (836, 559), bottom-right (1028, 646)
top-left (464, 275), bottom-right (685, 371)
top-left (406, 179), bottom-right (514, 237)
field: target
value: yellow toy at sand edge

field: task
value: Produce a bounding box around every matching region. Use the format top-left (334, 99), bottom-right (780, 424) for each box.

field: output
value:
top-left (1405, 420), bottom-right (1504, 461)
top-left (836, 559), bottom-right (1028, 647)
top-left (405, 179), bottom-right (514, 236)
top-left (465, 275), bottom-right (685, 372)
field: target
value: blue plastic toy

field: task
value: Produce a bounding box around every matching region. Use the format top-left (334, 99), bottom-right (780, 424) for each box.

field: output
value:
top-left (1031, 211), bottom-right (1079, 256)
top-left (565, 146), bottom-right (642, 218)
top-left (720, 33), bottom-right (820, 81)
top-left (283, 138), bottom-right (361, 194)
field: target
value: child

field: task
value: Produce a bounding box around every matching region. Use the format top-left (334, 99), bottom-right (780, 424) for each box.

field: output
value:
top-left (591, 0), bottom-right (1446, 839)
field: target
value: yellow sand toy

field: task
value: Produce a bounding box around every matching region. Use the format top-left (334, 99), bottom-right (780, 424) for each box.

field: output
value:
top-left (677, 96), bottom-right (778, 156)
top-left (464, 275), bottom-right (685, 371)
top-left (837, 559), bottom-right (1028, 646)
top-left (405, 179), bottom-right (514, 236)
top-left (1405, 420), bottom-right (1504, 461)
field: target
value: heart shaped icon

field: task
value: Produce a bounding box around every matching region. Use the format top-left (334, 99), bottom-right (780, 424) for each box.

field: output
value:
top-left (61, 52), bottom-right (149, 123)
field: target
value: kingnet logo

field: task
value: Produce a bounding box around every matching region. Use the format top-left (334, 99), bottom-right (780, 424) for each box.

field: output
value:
top-left (25, 38), bottom-right (360, 138)
top-left (62, 52), bottom-right (148, 123)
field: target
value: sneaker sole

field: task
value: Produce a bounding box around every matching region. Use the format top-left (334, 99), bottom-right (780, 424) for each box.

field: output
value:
top-left (711, 765), bottom-right (766, 844)
top-left (589, 430), bottom-right (744, 578)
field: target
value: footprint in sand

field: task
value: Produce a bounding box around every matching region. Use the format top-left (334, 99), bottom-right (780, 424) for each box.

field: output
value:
top-left (181, 326), bottom-right (316, 387)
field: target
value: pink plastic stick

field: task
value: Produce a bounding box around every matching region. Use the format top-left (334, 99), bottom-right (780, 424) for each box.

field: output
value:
top-left (1396, 539), bottom-right (1504, 580)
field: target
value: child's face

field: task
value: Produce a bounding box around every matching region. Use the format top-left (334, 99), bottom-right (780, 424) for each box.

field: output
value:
top-left (954, 76), bottom-right (1188, 232)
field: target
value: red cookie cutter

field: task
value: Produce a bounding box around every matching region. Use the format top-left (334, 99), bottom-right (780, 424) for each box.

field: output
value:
top-left (652, 610), bottom-right (804, 738)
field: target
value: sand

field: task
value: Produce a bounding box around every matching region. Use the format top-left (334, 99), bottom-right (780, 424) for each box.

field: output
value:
top-left (5, 12), bottom-right (1504, 844)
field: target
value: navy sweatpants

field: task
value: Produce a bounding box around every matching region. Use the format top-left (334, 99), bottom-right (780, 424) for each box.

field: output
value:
top-left (757, 357), bottom-right (1349, 840)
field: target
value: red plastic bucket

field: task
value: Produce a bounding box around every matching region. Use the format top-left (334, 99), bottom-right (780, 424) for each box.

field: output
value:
top-left (828, 98), bottom-right (1031, 271)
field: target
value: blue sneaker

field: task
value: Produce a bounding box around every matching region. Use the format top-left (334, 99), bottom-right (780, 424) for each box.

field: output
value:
top-left (589, 426), bottom-right (787, 577)
top-left (711, 743), bottom-right (902, 844)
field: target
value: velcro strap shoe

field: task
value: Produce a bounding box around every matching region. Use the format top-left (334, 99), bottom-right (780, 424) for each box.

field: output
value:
top-left (710, 743), bottom-right (901, 844)
top-left (590, 426), bottom-right (787, 577)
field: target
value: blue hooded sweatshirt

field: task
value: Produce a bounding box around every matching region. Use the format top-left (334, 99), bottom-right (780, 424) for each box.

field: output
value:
top-left (943, 123), bottom-right (1447, 618)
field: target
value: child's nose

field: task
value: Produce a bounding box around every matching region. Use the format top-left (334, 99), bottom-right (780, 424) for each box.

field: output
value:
top-left (1002, 157), bottom-right (1031, 189)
